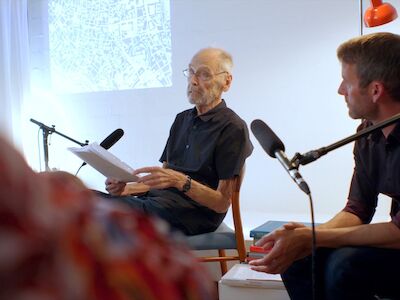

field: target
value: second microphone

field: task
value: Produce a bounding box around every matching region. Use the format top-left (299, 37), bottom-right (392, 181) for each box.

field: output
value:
top-left (250, 119), bottom-right (310, 195)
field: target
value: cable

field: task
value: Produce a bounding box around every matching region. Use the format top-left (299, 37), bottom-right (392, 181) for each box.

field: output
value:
top-left (36, 127), bottom-right (42, 172)
top-left (75, 164), bottom-right (84, 176)
top-left (307, 192), bottom-right (317, 300)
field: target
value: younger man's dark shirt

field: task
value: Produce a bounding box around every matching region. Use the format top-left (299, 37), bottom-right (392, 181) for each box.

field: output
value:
top-left (344, 120), bottom-right (400, 228)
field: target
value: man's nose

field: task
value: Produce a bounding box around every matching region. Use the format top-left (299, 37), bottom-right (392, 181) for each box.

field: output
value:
top-left (190, 74), bottom-right (199, 85)
top-left (338, 82), bottom-right (345, 95)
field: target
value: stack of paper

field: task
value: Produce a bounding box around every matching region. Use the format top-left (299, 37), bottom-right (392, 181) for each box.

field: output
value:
top-left (221, 263), bottom-right (283, 288)
top-left (69, 143), bottom-right (138, 182)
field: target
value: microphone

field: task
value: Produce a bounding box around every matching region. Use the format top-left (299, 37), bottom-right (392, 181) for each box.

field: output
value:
top-left (99, 128), bottom-right (124, 149)
top-left (81, 128), bottom-right (124, 167)
top-left (251, 119), bottom-right (310, 195)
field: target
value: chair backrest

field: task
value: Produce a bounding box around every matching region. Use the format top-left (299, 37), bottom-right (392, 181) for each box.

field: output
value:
top-left (185, 166), bottom-right (247, 275)
top-left (230, 165), bottom-right (246, 262)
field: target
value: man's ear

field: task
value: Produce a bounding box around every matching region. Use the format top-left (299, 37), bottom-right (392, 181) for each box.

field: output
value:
top-left (370, 81), bottom-right (385, 103)
top-left (222, 74), bottom-right (233, 92)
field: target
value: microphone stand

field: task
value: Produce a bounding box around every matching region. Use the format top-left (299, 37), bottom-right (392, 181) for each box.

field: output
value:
top-left (291, 113), bottom-right (400, 168)
top-left (30, 118), bottom-right (89, 171)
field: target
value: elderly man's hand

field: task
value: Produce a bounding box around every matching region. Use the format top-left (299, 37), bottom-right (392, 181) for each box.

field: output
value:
top-left (133, 167), bottom-right (186, 191)
top-left (105, 178), bottom-right (126, 196)
top-left (249, 222), bottom-right (311, 274)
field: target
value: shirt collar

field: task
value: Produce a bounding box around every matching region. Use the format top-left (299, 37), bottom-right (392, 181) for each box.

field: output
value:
top-left (388, 120), bottom-right (400, 144)
top-left (190, 99), bottom-right (227, 122)
top-left (368, 119), bottom-right (400, 144)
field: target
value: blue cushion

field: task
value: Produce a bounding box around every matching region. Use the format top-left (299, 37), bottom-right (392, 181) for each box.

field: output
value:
top-left (185, 222), bottom-right (237, 250)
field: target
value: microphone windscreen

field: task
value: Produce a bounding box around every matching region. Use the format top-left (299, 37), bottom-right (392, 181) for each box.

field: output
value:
top-left (99, 128), bottom-right (124, 149)
top-left (250, 119), bottom-right (285, 158)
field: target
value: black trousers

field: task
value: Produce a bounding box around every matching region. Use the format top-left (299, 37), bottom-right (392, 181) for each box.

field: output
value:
top-left (93, 191), bottom-right (185, 230)
top-left (93, 190), bottom-right (221, 235)
top-left (281, 247), bottom-right (400, 300)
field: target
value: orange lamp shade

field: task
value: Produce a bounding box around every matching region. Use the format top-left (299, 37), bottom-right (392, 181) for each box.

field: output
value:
top-left (364, 0), bottom-right (398, 27)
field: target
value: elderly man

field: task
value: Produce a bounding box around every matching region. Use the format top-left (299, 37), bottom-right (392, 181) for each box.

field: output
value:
top-left (250, 32), bottom-right (400, 300)
top-left (105, 48), bottom-right (253, 235)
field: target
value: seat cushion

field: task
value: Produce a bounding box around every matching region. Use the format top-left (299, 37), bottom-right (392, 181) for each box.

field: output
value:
top-left (185, 222), bottom-right (237, 250)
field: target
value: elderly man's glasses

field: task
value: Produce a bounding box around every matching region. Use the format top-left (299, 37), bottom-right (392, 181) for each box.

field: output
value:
top-left (182, 68), bottom-right (228, 81)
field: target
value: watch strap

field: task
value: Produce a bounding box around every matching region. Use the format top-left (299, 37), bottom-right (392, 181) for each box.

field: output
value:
top-left (182, 175), bottom-right (191, 193)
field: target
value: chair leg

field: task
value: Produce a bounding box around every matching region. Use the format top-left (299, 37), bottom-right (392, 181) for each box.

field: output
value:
top-left (218, 249), bottom-right (228, 275)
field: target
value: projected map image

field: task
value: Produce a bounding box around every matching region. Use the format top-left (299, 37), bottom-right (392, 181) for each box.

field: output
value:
top-left (48, 0), bottom-right (171, 93)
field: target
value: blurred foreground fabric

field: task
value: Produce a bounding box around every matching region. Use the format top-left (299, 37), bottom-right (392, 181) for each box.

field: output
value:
top-left (0, 135), bottom-right (215, 300)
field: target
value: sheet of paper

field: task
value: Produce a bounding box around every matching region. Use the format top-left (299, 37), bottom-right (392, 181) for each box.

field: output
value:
top-left (221, 263), bottom-right (284, 288)
top-left (69, 143), bottom-right (138, 182)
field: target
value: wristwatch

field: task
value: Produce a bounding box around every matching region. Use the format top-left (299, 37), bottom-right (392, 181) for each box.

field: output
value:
top-left (182, 175), bottom-right (192, 193)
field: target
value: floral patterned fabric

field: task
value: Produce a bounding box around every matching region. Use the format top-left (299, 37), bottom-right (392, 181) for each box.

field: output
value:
top-left (0, 135), bottom-right (215, 300)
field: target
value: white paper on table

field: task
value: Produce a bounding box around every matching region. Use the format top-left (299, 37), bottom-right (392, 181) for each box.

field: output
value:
top-left (220, 263), bottom-right (284, 289)
top-left (68, 142), bottom-right (138, 182)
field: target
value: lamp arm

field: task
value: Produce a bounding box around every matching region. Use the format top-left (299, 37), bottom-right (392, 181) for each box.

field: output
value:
top-left (360, 0), bottom-right (364, 36)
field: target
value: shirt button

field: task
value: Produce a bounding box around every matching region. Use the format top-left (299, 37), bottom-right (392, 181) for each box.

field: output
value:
top-left (186, 144), bottom-right (190, 149)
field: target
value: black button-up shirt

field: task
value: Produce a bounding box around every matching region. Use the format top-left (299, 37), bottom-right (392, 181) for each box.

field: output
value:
top-left (160, 99), bottom-right (253, 188)
top-left (344, 120), bottom-right (400, 228)
top-left (145, 100), bottom-right (253, 235)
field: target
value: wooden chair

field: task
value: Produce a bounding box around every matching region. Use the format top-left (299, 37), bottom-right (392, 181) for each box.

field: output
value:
top-left (185, 167), bottom-right (246, 275)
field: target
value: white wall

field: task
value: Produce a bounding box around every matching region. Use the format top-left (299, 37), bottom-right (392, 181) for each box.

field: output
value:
top-left (23, 0), bottom-right (400, 237)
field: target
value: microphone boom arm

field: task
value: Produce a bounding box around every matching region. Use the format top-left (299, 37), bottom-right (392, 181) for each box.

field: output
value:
top-left (30, 118), bottom-right (89, 171)
top-left (30, 118), bottom-right (88, 147)
top-left (292, 112), bottom-right (400, 167)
